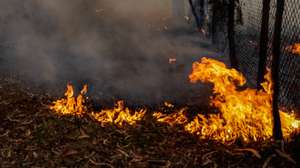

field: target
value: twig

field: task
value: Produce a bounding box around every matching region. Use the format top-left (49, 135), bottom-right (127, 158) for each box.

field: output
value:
top-left (234, 148), bottom-right (261, 159)
top-left (262, 154), bottom-right (276, 168)
top-left (275, 149), bottom-right (296, 164)
top-left (89, 159), bottom-right (114, 168)
top-left (0, 130), bottom-right (9, 137)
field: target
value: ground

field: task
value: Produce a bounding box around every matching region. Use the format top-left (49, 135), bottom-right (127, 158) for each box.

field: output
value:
top-left (0, 77), bottom-right (299, 168)
top-left (1, 1), bottom-right (299, 167)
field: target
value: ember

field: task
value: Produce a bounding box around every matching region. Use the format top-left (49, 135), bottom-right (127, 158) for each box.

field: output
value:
top-left (168, 58), bottom-right (177, 64)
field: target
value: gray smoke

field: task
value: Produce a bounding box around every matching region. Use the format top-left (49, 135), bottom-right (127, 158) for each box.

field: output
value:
top-left (0, 0), bottom-right (217, 105)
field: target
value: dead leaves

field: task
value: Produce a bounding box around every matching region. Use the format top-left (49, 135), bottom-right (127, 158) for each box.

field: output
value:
top-left (7, 113), bottom-right (33, 125)
top-left (52, 146), bottom-right (79, 158)
top-left (234, 148), bottom-right (262, 159)
top-left (32, 151), bottom-right (39, 159)
top-left (77, 128), bottom-right (90, 140)
top-left (201, 151), bottom-right (217, 166)
top-left (0, 130), bottom-right (9, 137)
top-left (261, 149), bottom-right (297, 168)
top-left (1, 147), bottom-right (13, 158)
top-left (275, 149), bottom-right (296, 164)
top-left (88, 159), bottom-right (114, 167)
top-left (61, 149), bottom-right (79, 157)
top-left (262, 154), bottom-right (276, 168)
top-left (115, 148), bottom-right (130, 158)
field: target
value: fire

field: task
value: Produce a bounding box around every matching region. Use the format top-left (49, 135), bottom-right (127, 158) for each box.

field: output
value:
top-left (50, 85), bottom-right (145, 126)
top-left (153, 102), bottom-right (188, 126)
top-left (91, 100), bottom-right (146, 127)
top-left (153, 108), bottom-right (188, 126)
top-left (286, 43), bottom-right (300, 54)
top-left (50, 57), bottom-right (299, 144)
top-left (186, 57), bottom-right (299, 142)
top-left (153, 58), bottom-right (299, 143)
top-left (50, 84), bottom-right (88, 116)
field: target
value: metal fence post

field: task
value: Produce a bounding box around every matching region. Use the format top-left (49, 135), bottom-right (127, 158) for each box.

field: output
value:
top-left (257, 0), bottom-right (271, 89)
top-left (228, 0), bottom-right (239, 69)
top-left (188, 0), bottom-right (201, 29)
top-left (211, 2), bottom-right (217, 44)
top-left (271, 0), bottom-right (285, 140)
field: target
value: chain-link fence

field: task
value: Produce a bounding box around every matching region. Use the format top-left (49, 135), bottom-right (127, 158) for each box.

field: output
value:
top-left (235, 0), bottom-right (262, 86)
top-left (233, 0), bottom-right (300, 109)
top-left (191, 0), bottom-right (300, 110)
top-left (278, 0), bottom-right (300, 110)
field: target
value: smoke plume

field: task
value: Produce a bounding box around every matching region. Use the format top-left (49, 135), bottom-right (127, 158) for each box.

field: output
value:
top-left (0, 0), bottom-right (216, 105)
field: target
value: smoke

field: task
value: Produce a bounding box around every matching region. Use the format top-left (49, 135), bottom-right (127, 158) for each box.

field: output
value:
top-left (0, 0), bottom-right (215, 105)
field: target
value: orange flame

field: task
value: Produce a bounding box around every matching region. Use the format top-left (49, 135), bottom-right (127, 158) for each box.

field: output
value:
top-left (91, 100), bottom-right (146, 127)
top-left (50, 84), bottom-right (146, 126)
top-left (50, 84), bottom-right (88, 116)
top-left (50, 85), bottom-right (145, 126)
top-left (153, 58), bottom-right (299, 143)
top-left (153, 108), bottom-right (188, 126)
top-left (286, 43), bottom-right (300, 54)
top-left (50, 58), bottom-right (300, 144)
top-left (186, 57), bottom-right (299, 142)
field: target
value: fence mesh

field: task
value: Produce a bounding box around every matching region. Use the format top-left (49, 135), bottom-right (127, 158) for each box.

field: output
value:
top-left (196, 0), bottom-right (300, 109)
top-left (279, 0), bottom-right (300, 109)
top-left (232, 0), bottom-right (300, 109)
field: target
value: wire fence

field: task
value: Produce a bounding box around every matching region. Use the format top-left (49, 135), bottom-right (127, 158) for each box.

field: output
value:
top-left (235, 0), bottom-right (300, 109)
top-left (278, 0), bottom-right (300, 110)
top-left (235, 0), bottom-right (262, 86)
top-left (193, 0), bottom-right (300, 110)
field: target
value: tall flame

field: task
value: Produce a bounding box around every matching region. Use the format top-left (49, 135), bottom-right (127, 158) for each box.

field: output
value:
top-left (154, 58), bottom-right (299, 143)
top-left (50, 84), bottom-right (88, 116)
top-left (186, 57), bottom-right (299, 142)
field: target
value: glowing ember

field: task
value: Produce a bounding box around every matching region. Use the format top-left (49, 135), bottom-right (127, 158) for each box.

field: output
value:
top-left (187, 57), bottom-right (299, 142)
top-left (50, 84), bottom-right (88, 116)
top-left (91, 100), bottom-right (146, 127)
top-left (286, 43), bottom-right (300, 54)
top-left (168, 58), bottom-right (177, 64)
top-left (164, 102), bottom-right (175, 108)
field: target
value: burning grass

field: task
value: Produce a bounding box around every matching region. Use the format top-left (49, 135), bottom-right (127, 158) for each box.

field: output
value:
top-left (187, 58), bottom-right (299, 143)
top-left (1, 75), bottom-right (300, 167)
top-left (90, 100), bottom-right (146, 127)
top-left (50, 58), bottom-right (300, 144)
top-left (50, 84), bottom-right (88, 117)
